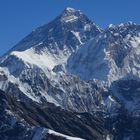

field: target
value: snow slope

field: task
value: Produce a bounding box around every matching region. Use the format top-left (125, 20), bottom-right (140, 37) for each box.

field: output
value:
top-left (10, 47), bottom-right (68, 70)
top-left (48, 129), bottom-right (85, 140)
top-left (32, 128), bottom-right (85, 140)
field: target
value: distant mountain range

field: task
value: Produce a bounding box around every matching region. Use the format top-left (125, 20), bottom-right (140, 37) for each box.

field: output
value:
top-left (0, 7), bottom-right (140, 140)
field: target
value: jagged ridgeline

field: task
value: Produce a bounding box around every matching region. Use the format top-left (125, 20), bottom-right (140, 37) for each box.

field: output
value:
top-left (0, 7), bottom-right (140, 140)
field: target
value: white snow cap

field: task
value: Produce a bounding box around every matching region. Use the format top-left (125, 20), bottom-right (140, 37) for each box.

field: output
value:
top-left (109, 24), bottom-right (115, 28)
top-left (61, 7), bottom-right (82, 23)
top-left (65, 7), bottom-right (80, 12)
top-left (65, 7), bottom-right (76, 12)
top-left (63, 7), bottom-right (82, 15)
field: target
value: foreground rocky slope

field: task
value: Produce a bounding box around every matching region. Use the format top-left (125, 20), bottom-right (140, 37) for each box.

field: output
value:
top-left (0, 90), bottom-right (109, 140)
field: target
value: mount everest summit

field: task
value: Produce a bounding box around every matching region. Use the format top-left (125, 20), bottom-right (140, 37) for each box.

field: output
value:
top-left (0, 7), bottom-right (140, 140)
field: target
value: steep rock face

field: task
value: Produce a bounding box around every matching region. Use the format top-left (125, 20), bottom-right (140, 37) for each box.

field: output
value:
top-left (110, 79), bottom-right (140, 116)
top-left (67, 22), bottom-right (140, 83)
top-left (0, 66), bottom-right (117, 114)
top-left (105, 109), bottom-right (140, 140)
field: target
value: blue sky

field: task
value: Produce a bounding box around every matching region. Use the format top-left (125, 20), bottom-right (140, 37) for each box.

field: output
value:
top-left (0, 0), bottom-right (140, 55)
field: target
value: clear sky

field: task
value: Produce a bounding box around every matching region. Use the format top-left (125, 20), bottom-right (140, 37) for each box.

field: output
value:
top-left (0, 0), bottom-right (140, 55)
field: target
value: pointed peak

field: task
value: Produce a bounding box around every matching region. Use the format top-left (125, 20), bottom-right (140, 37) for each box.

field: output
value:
top-left (108, 24), bottom-right (115, 29)
top-left (64, 7), bottom-right (81, 13)
top-left (64, 7), bottom-right (77, 12)
top-left (62, 7), bottom-right (82, 17)
top-left (59, 7), bottom-right (84, 23)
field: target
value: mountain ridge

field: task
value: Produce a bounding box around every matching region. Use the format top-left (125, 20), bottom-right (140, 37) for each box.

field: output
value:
top-left (0, 7), bottom-right (140, 140)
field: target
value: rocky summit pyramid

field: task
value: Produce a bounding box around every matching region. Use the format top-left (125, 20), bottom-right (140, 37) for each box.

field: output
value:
top-left (0, 8), bottom-right (140, 140)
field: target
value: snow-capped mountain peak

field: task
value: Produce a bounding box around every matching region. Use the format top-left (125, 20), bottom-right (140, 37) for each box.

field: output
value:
top-left (64, 7), bottom-right (79, 12)
top-left (1, 7), bottom-right (140, 140)
top-left (0, 8), bottom-right (103, 108)
top-left (1, 7), bottom-right (101, 74)
top-left (5, 7), bottom-right (101, 53)
top-left (62, 7), bottom-right (82, 15)
top-left (60, 7), bottom-right (83, 23)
